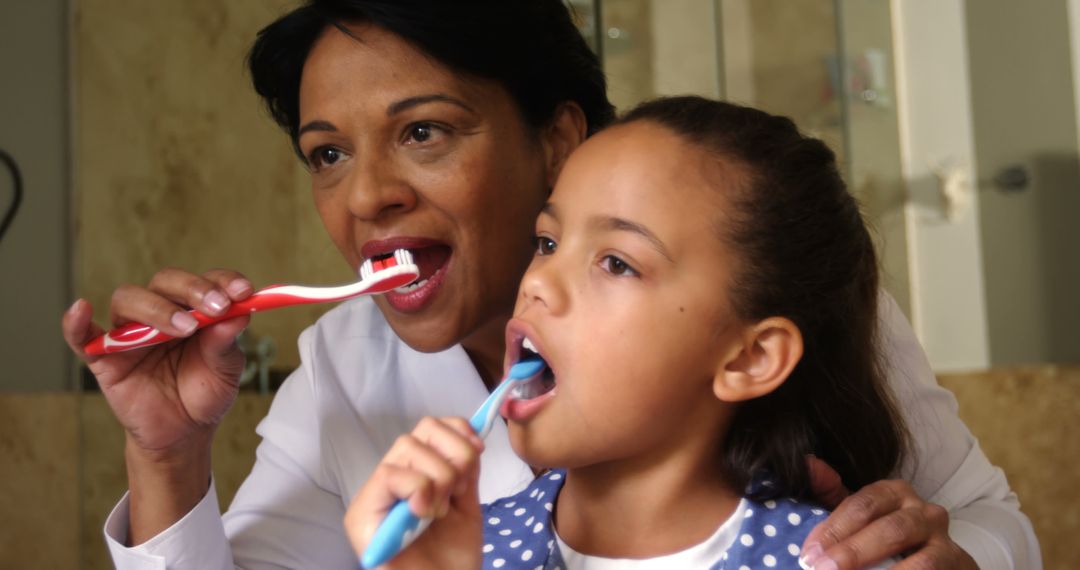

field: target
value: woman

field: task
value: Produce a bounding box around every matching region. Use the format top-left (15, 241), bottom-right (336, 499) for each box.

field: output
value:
top-left (61, 1), bottom-right (1038, 568)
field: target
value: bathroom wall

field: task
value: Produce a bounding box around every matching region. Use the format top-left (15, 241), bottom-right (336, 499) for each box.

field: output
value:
top-left (21, 368), bottom-right (1066, 569)
top-left (74, 0), bottom-right (348, 371)
top-left (0, 0), bottom-right (73, 391)
top-left (966, 0), bottom-right (1080, 365)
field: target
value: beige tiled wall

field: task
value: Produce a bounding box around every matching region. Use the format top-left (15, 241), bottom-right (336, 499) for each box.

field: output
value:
top-left (78, 394), bottom-right (272, 570)
top-left (74, 0), bottom-right (349, 371)
top-left (939, 366), bottom-right (1080, 569)
top-left (0, 394), bottom-right (79, 568)
top-left (1, 369), bottom-right (1076, 568)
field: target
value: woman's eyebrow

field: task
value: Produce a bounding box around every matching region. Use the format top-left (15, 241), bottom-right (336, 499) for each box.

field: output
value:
top-left (387, 93), bottom-right (476, 116)
top-left (298, 119), bottom-right (338, 138)
top-left (591, 215), bottom-right (673, 262)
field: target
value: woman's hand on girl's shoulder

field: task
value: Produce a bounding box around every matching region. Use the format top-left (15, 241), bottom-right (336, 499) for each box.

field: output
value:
top-left (61, 267), bottom-right (253, 454)
top-left (345, 416), bottom-right (485, 570)
top-left (801, 458), bottom-right (977, 569)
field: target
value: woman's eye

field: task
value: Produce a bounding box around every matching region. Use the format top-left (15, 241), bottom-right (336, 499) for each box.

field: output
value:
top-left (409, 124), bottom-right (432, 143)
top-left (308, 147), bottom-right (343, 170)
top-left (404, 122), bottom-right (445, 145)
top-left (533, 236), bottom-right (557, 256)
top-left (600, 255), bottom-right (638, 277)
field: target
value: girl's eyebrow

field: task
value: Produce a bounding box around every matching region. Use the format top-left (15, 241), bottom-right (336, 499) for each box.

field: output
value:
top-left (591, 215), bottom-right (673, 263)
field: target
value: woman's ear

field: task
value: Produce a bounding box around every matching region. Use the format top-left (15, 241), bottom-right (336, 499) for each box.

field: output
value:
top-left (713, 317), bottom-right (803, 402)
top-left (542, 101), bottom-right (588, 187)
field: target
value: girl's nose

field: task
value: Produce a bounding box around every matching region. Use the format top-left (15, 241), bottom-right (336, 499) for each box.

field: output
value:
top-left (519, 256), bottom-right (569, 315)
top-left (345, 157), bottom-right (418, 221)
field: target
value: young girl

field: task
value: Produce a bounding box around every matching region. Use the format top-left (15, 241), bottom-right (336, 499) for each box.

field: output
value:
top-left (344, 96), bottom-right (907, 569)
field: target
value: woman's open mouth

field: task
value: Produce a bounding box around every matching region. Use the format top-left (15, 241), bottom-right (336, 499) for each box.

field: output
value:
top-left (381, 244), bottom-right (452, 312)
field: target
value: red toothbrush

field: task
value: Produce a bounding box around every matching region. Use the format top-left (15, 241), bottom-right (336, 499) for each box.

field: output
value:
top-left (84, 249), bottom-right (418, 356)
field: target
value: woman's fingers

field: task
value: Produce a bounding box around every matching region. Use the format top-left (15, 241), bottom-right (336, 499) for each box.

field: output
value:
top-left (800, 480), bottom-right (971, 570)
top-left (806, 454), bottom-right (850, 509)
top-left (61, 298), bottom-right (105, 361)
top-left (147, 267), bottom-right (251, 316)
top-left (200, 268), bottom-right (254, 302)
top-left (105, 267), bottom-right (253, 339)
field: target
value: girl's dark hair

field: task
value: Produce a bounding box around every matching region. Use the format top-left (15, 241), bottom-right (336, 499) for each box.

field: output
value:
top-left (247, 0), bottom-right (616, 158)
top-left (620, 96), bottom-right (908, 500)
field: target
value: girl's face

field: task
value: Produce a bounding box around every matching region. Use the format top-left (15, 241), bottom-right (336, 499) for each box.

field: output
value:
top-left (298, 24), bottom-right (556, 359)
top-left (502, 121), bottom-right (747, 469)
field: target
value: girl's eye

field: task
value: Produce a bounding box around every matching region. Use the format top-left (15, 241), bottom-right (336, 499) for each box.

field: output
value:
top-left (600, 255), bottom-right (638, 277)
top-left (533, 236), bottom-right (557, 256)
top-left (308, 146), bottom-right (344, 171)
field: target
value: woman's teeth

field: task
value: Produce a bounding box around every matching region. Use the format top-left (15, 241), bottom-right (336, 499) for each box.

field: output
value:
top-left (522, 337), bottom-right (539, 354)
top-left (394, 278), bottom-right (428, 294)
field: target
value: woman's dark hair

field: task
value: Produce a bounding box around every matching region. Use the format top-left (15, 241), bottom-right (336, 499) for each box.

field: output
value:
top-left (247, 0), bottom-right (616, 158)
top-left (619, 96), bottom-right (908, 501)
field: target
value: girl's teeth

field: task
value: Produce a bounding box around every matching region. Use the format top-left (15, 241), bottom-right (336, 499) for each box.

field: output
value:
top-left (394, 278), bottom-right (429, 294)
top-left (522, 337), bottom-right (538, 354)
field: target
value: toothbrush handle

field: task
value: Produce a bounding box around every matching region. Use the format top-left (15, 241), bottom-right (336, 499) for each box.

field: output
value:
top-left (360, 501), bottom-right (433, 569)
top-left (82, 287), bottom-right (323, 356)
top-left (359, 382), bottom-right (513, 568)
top-left (358, 359), bottom-right (545, 567)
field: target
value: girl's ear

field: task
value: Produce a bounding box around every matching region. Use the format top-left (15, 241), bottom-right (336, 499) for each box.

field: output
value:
top-left (542, 101), bottom-right (588, 188)
top-left (713, 317), bottom-right (803, 402)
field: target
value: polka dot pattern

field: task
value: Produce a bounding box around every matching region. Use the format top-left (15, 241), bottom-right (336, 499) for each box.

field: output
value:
top-left (480, 470), bottom-right (830, 569)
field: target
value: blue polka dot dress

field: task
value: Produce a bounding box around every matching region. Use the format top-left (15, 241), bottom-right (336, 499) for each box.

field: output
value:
top-left (481, 470), bottom-right (830, 569)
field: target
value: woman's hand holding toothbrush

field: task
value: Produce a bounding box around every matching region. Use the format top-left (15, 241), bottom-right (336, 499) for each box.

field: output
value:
top-left (345, 416), bottom-right (486, 570)
top-left (61, 266), bottom-right (255, 544)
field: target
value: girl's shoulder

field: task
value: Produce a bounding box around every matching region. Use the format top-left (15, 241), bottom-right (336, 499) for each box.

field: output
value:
top-left (480, 470), bottom-right (565, 568)
top-left (716, 493), bottom-right (829, 569)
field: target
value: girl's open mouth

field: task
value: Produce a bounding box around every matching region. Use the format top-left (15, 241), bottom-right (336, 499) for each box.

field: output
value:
top-left (511, 337), bottom-right (557, 400)
top-left (501, 333), bottom-right (557, 421)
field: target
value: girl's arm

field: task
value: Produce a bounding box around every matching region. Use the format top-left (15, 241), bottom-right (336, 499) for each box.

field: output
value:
top-left (800, 292), bottom-right (1040, 569)
top-left (344, 416), bottom-right (485, 570)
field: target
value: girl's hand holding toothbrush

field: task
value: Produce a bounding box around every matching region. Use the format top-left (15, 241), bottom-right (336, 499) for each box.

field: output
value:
top-left (345, 416), bottom-right (485, 570)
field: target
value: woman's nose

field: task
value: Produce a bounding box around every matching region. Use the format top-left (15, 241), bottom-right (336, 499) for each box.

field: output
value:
top-left (345, 158), bottom-right (418, 221)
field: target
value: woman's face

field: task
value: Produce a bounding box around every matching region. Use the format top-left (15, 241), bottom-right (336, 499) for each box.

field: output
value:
top-left (297, 23), bottom-right (557, 359)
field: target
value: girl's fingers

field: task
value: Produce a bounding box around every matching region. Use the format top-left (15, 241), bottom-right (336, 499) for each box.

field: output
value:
top-left (411, 416), bottom-right (485, 471)
top-left (344, 463), bottom-right (438, 553)
top-left (383, 433), bottom-right (464, 518)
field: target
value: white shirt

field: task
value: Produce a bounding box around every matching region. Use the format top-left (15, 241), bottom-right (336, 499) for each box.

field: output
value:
top-left (554, 499), bottom-right (746, 570)
top-left (104, 294), bottom-right (1041, 570)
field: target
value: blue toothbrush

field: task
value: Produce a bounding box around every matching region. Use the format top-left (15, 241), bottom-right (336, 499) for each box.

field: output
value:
top-left (360, 356), bottom-right (547, 569)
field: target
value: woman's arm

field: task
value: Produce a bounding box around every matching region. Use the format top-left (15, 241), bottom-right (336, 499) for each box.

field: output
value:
top-left (801, 292), bottom-right (1041, 569)
top-left (103, 325), bottom-right (360, 569)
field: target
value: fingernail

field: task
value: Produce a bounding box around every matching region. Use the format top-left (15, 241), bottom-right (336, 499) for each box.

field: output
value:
top-left (814, 558), bottom-right (838, 570)
top-left (171, 311), bottom-right (198, 334)
top-left (227, 279), bottom-right (251, 297)
top-left (800, 544), bottom-right (823, 569)
top-left (204, 290), bottom-right (228, 313)
top-left (67, 299), bottom-right (83, 316)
